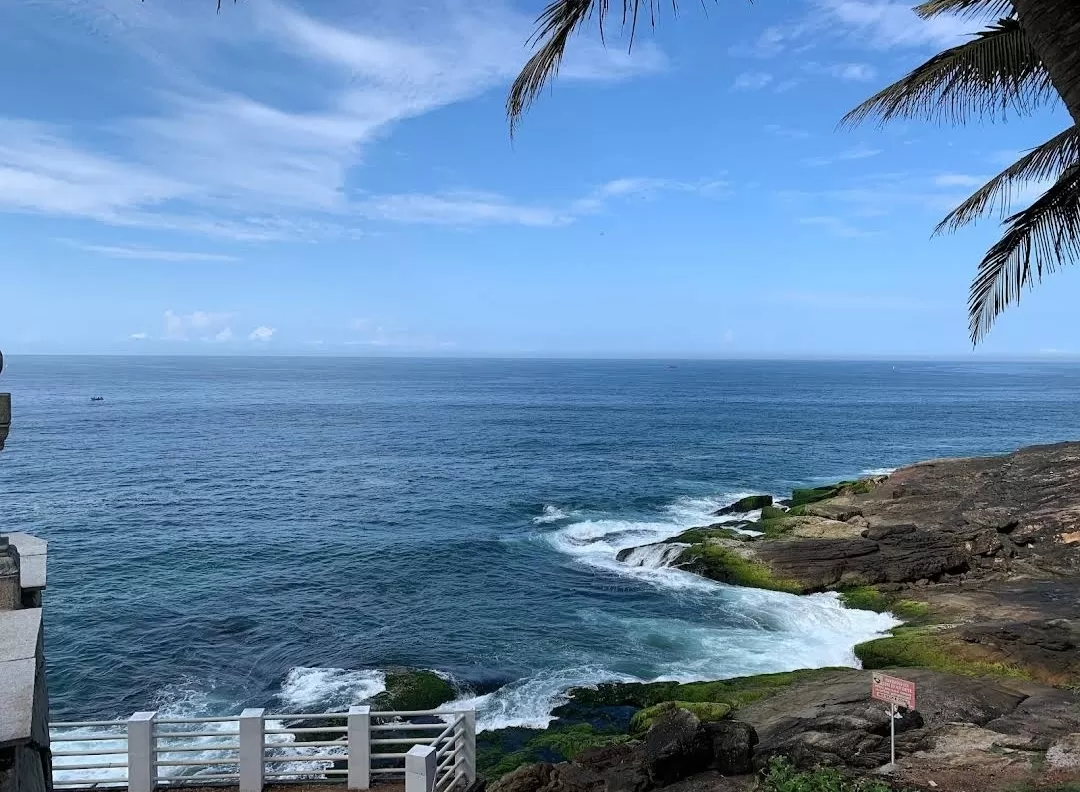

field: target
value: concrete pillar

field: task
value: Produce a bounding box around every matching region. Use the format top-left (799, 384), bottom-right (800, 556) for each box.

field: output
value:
top-left (347, 705), bottom-right (370, 790)
top-left (238, 708), bottom-right (264, 792)
top-left (0, 393), bottom-right (9, 452)
top-left (127, 712), bottom-right (157, 792)
top-left (405, 745), bottom-right (436, 792)
top-left (460, 708), bottom-right (477, 784)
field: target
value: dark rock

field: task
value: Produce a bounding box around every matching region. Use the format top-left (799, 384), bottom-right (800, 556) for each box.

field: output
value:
top-left (489, 763), bottom-right (555, 792)
top-left (576, 744), bottom-right (649, 792)
top-left (713, 496), bottom-right (772, 516)
top-left (656, 771), bottom-right (749, 792)
top-left (644, 710), bottom-right (712, 786)
top-left (702, 721), bottom-right (757, 775)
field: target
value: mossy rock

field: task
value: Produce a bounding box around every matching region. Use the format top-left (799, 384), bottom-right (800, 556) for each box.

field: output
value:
top-left (837, 586), bottom-right (931, 623)
top-left (476, 723), bottom-right (631, 780)
top-left (854, 627), bottom-right (1033, 680)
top-left (759, 504), bottom-right (788, 521)
top-left (369, 669), bottom-right (456, 712)
top-left (790, 479), bottom-right (876, 508)
top-left (718, 495), bottom-right (774, 514)
top-left (569, 669), bottom-right (833, 711)
top-left (675, 544), bottom-right (804, 593)
top-left (628, 701), bottom-right (731, 736)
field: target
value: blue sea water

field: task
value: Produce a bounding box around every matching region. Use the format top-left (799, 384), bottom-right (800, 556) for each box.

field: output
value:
top-left (3, 356), bottom-right (1079, 731)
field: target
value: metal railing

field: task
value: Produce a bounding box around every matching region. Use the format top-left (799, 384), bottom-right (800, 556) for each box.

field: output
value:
top-left (50, 706), bottom-right (476, 792)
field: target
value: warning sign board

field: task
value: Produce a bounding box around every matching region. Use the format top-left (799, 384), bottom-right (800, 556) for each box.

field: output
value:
top-left (871, 672), bottom-right (916, 710)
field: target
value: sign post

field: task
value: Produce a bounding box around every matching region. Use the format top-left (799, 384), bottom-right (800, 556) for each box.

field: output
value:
top-left (870, 672), bottom-right (916, 767)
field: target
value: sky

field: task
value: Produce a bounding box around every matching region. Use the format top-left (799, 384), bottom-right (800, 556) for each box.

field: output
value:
top-left (0, 0), bottom-right (1076, 358)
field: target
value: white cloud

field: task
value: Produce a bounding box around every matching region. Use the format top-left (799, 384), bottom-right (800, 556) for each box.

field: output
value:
top-left (734, 0), bottom-right (978, 59)
top-left (215, 327), bottom-right (234, 342)
top-left (733, 71), bottom-right (774, 91)
top-left (722, 329), bottom-right (735, 345)
top-left (346, 319), bottom-right (453, 350)
top-left (248, 326), bottom-right (275, 342)
top-left (0, 0), bottom-right (667, 239)
top-left (129, 332), bottom-right (149, 340)
top-left (804, 145), bottom-right (882, 167)
top-left (804, 61), bottom-right (878, 81)
top-left (934, 173), bottom-right (986, 188)
top-left (163, 310), bottom-right (234, 341)
top-left (60, 239), bottom-right (238, 261)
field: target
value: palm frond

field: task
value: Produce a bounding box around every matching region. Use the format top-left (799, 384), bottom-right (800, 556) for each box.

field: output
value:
top-left (506, 0), bottom-right (679, 135)
top-left (937, 125), bottom-right (1080, 233)
top-left (968, 163), bottom-right (1080, 342)
top-left (841, 18), bottom-right (1053, 128)
top-left (914, 0), bottom-right (1014, 20)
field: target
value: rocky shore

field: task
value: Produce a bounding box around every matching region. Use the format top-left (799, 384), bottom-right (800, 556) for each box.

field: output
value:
top-left (477, 442), bottom-right (1080, 792)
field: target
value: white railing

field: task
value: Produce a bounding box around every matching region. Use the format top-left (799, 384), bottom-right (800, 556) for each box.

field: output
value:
top-left (50, 706), bottom-right (476, 792)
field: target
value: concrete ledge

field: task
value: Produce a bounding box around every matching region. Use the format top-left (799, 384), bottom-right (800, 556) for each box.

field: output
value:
top-left (0, 608), bottom-right (43, 748)
top-left (6, 534), bottom-right (46, 591)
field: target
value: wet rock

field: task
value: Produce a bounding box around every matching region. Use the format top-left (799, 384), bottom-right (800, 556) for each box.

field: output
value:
top-left (713, 496), bottom-right (773, 516)
top-left (644, 710), bottom-right (712, 786)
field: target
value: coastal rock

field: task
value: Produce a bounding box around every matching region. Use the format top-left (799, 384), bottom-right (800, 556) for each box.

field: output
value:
top-left (713, 496), bottom-right (772, 516)
top-left (1046, 733), bottom-right (1080, 769)
top-left (368, 668), bottom-right (456, 712)
top-left (644, 710), bottom-right (712, 786)
top-left (702, 721), bottom-right (757, 775)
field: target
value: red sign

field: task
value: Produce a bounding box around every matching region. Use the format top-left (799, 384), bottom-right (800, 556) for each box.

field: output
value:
top-left (871, 672), bottom-right (916, 710)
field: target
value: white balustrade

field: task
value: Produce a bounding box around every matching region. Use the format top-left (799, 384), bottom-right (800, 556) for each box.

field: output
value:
top-left (50, 706), bottom-right (476, 791)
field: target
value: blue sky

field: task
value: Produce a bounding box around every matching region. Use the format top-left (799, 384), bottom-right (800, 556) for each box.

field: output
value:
top-left (0, 0), bottom-right (1076, 357)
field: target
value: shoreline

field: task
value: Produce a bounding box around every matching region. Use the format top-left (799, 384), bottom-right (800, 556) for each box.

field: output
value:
top-left (475, 442), bottom-right (1080, 790)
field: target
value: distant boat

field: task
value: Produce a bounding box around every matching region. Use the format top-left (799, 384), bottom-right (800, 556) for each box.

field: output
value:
top-left (90, 396), bottom-right (105, 402)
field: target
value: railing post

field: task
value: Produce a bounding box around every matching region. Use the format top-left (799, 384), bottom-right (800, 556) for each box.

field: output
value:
top-left (239, 708), bottom-right (265, 792)
top-left (347, 705), bottom-right (371, 790)
top-left (405, 745), bottom-right (437, 792)
top-left (461, 708), bottom-right (476, 784)
top-left (127, 711), bottom-right (157, 792)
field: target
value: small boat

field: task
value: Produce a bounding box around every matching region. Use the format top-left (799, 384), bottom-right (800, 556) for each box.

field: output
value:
top-left (90, 396), bottom-right (105, 402)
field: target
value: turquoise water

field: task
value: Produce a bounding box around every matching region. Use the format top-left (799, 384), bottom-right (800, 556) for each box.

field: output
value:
top-left (2, 356), bottom-right (1077, 728)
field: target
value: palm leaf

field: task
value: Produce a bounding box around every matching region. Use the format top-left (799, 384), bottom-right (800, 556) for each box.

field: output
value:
top-left (841, 18), bottom-right (1053, 128)
top-left (507, 0), bottom-right (682, 134)
top-left (937, 125), bottom-right (1080, 232)
top-left (914, 0), bottom-right (1014, 20)
top-left (968, 163), bottom-right (1080, 342)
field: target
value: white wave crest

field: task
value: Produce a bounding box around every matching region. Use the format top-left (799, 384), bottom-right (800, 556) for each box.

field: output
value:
top-left (861, 467), bottom-right (897, 476)
top-left (278, 666), bottom-right (386, 711)
top-left (533, 505), bottom-right (580, 525)
top-left (619, 542), bottom-right (688, 569)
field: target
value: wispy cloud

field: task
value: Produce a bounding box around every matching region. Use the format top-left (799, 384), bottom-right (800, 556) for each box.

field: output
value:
top-left (0, 0), bottom-right (667, 240)
top-left (163, 310), bottom-right (234, 341)
top-left (248, 326), bottom-right (275, 342)
top-left (804, 61), bottom-right (878, 81)
top-left (804, 145), bottom-right (882, 167)
top-left (732, 71), bottom-right (774, 90)
top-left (733, 0), bottom-right (978, 59)
top-left (346, 318), bottom-right (454, 350)
top-left (60, 239), bottom-right (238, 261)
top-left (934, 173), bottom-right (986, 188)
top-left (129, 332), bottom-right (149, 341)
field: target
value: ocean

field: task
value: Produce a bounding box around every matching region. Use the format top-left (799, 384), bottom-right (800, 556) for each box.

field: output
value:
top-left (3, 356), bottom-right (1078, 734)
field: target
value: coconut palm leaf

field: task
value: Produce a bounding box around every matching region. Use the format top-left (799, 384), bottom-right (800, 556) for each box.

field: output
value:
top-left (914, 0), bottom-right (1014, 20)
top-left (968, 163), bottom-right (1080, 342)
top-left (937, 125), bottom-right (1080, 232)
top-left (841, 18), bottom-right (1053, 128)
top-left (507, 0), bottom-right (684, 134)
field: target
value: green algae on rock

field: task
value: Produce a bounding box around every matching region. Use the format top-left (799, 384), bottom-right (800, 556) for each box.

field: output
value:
top-left (369, 669), bottom-right (456, 711)
top-left (628, 701), bottom-right (731, 736)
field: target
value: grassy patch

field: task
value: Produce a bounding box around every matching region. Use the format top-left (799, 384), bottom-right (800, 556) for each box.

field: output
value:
top-left (761, 757), bottom-right (910, 792)
top-left (854, 627), bottom-right (1033, 680)
top-left (677, 544), bottom-right (804, 593)
top-left (628, 701), bottom-right (731, 735)
top-left (760, 504), bottom-right (789, 520)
